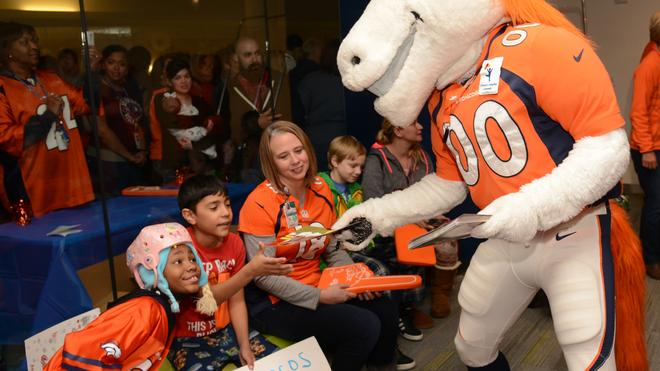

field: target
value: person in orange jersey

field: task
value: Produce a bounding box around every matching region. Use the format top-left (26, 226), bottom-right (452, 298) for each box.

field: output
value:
top-left (44, 223), bottom-right (217, 370)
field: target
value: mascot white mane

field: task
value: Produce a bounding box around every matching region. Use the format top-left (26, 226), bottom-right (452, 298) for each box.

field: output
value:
top-left (335, 0), bottom-right (648, 370)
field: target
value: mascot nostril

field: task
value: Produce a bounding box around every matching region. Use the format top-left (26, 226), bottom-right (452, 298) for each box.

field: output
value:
top-left (351, 56), bottom-right (361, 65)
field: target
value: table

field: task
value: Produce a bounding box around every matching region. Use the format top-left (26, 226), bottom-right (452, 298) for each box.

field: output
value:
top-left (0, 183), bottom-right (255, 345)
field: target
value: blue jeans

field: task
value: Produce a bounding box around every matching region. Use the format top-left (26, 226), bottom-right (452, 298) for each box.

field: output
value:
top-left (250, 297), bottom-right (398, 371)
top-left (169, 325), bottom-right (277, 370)
top-left (631, 150), bottom-right (660, 264)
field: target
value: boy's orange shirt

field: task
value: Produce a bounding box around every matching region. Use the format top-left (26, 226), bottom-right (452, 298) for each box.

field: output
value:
top-left (44, 296), bottom-right (172, 371)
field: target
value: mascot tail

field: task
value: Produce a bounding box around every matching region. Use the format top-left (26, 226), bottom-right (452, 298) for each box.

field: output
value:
top-left (609, 200), bottom-right (648, 371)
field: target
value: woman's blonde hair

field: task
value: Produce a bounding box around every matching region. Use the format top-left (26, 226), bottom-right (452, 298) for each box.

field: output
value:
top-left (650, 11), bottom-right (660, 44)
top-left (376, 119), bottom-right (424, 171)
top-left (327, 135), bottom-right (366, 170)
top-left (259, 121), bottom-right (318, 192)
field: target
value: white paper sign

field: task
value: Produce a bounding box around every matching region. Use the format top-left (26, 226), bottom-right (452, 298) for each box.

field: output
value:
top-left (235, 336), bottom-right (331, 371)
top-left (25, 308), bottom-right (100, 371)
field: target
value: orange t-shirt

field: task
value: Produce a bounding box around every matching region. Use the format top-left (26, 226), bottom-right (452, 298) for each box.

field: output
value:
top-left (0, 71), bottom-right (94, 216)
top-left (44, 296), bottom-right (172, 371)
top-left (148, 87), bottom-right (168, 160)
top-left (428, 23), bottom-right (624, 209)
top-left (239, 177), bottom-right (336, 300)
top-left (629, 46), bottom-right (660, 153)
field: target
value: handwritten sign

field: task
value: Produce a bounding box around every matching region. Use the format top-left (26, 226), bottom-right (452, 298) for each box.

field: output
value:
top-left (235, 337), bottom-right (330, 371)
top-left (25, 308), bottom-right (100, 371)
top-left (317, 263), bottom-right (374, 288)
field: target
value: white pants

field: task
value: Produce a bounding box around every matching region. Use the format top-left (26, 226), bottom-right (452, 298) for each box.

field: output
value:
top-left (455, 204), bottom-right (616, 370)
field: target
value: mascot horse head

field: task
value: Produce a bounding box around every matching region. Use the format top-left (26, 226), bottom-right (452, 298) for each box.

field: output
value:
top-left (337, 0), bottom-right (583, 127)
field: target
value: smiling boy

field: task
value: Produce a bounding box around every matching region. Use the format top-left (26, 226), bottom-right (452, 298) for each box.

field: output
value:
top-left (174, 174), bottom-right (287, 370)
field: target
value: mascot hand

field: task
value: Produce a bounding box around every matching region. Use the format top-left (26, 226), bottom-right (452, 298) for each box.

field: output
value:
top-left (333, 204), bottom-right (377, 251)
top-left (472, 191), bottom-right (539, 243)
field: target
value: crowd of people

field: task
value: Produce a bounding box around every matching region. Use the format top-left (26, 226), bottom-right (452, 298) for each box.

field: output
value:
top-left (0, 21), bottom-right (348, 220)
top-left (1, 6), bottom-right (658, 370)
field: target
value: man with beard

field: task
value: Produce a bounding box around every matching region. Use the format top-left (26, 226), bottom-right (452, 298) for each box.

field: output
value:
top-left (228, 36), bottom-right (289, 182)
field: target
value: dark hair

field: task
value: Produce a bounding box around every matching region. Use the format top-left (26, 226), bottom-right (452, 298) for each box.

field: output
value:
top-left (166, 57), bottom-right (190, 80)
top-left (128, 45), bottom-right (151, 71)
top-left (177, 174), bottom-right (228, 211)
top-left (101, 44), bottom-right (128, 63)
top-left (320, 39), bottom-right (340, 75)
top-left (287, 34), bottom-right (303, 50)
top-left (57, 48), bottom-right (78, 62)
top-left (0, 22), bottom-right (37, 64)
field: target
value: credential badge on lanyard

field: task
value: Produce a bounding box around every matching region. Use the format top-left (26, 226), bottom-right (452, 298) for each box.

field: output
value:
top-left (284, 201), bottom-right (299, 229)
top-left (478, 56), bottom-right (504, 95)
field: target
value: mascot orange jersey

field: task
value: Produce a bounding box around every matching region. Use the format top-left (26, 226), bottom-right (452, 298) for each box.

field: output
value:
top-left (429, 23), bottom-right (623, 209)
top-left (239, 177), bottom-right (336, 299)
top-left (44, 295), bottom-right (174, 371)
top-left (0, 71), bottom-right (93, 216)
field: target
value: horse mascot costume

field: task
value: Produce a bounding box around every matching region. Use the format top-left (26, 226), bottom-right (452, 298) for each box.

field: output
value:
top-left (334, 0), bottom-right (647, 370)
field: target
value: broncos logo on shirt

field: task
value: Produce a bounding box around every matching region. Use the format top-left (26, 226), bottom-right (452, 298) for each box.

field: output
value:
top-left (239, 177), bottom-right (336, 290)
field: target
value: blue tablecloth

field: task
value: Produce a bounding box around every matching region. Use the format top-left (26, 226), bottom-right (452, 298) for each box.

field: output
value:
top-left (0, 183), bottom-right (255, 344)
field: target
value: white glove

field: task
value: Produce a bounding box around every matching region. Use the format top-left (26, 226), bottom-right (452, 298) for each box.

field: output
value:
top-left (471, 191), bottom-right (538, 242)
top-left (333, 174), bottom-right (467, 251)
top-left (472, 128), bottom-right (629, 243)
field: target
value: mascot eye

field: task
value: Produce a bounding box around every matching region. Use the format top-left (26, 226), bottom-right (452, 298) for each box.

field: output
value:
top-left (411, 11), bottom-right (423, 22)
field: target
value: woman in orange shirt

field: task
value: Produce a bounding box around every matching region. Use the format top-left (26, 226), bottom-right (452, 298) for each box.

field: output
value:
top-left (239, 121), bottom-right (398, 371)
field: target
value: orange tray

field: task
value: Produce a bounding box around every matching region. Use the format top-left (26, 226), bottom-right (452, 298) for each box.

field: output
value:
top-left (395, 224), bottom-right (437, 266)
top-left (318, 263), bottom-right (422, 293)
top-left (121, 186), bottom-right (179, 197)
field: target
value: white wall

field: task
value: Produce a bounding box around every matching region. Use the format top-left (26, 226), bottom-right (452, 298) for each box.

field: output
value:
top-left (554, 0), bottom-right (658, 186)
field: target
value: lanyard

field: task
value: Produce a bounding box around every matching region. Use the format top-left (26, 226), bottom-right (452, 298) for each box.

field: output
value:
top-left (7, 71), bottom-right (49, 99)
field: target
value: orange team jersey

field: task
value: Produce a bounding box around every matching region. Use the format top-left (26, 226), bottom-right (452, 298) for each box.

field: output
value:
top-left (428, 23), bottom-right (624, 209)
top-left (148, 87), bottom-right (168, 160)
top-left (239, 177), bottom-right (336, 302)
top-left (174, 231), bottom-right (246, 337)
top-left (0, 70), bottom-right (94, 216)
top-left (44, 295), bottom-right (173, 371)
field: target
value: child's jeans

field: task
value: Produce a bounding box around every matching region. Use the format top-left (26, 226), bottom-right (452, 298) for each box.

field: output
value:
top-left (169, 325), bottom-right (278, 370)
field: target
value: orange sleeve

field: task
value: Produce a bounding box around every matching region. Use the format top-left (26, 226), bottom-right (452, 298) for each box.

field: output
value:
top-left (238, 188), bottom-right (277, 236)
top-left (531, 28), bottom-right (624, 140)
top-left (64, 82), bottom-right (90, 117)
top-left (149, 90), bottom-right (163, 160)
top-left (0, 82), bottom-right (25, 157)
top-left (97, 99), bottom-right (105, 117)
top-left (44, 297), bottom-right (170, 371)
top-left (629, 55), bottom-right (658, 153)
top-left (428, 92), bottom-right (463, 182)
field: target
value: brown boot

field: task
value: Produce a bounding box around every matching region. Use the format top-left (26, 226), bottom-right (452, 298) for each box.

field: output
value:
top-left (647, 263), bottom-right (660, 280)
top-left (430, 267), bottom-right (457, 318)
top-left (411, 306), bottom-right (434, 329)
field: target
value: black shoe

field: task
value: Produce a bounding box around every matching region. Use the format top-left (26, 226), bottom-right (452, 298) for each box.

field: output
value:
top-left (396, 348), bottom-right (416, 370)
top-left (398, 315), bottom-right (423, 341)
